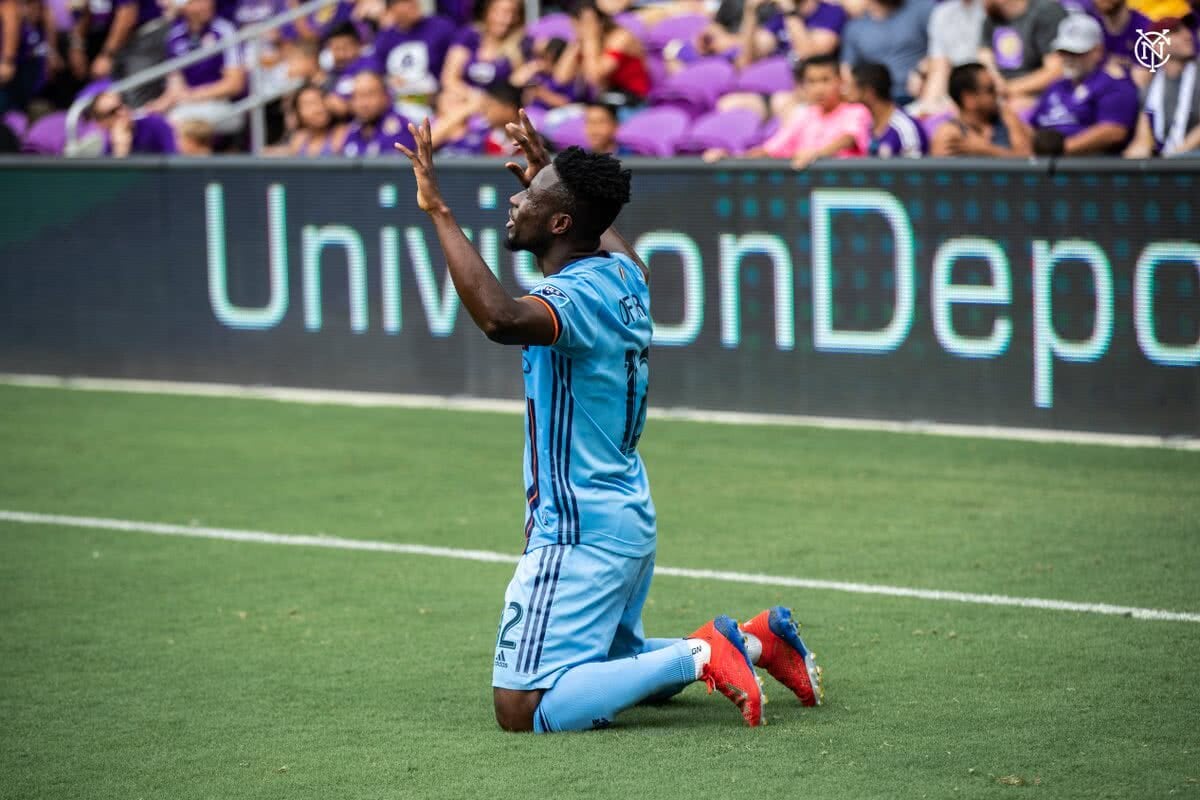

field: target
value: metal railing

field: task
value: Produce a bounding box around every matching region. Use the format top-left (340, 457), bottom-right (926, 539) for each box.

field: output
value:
top-left (65, 0), bottom-right (339, 154)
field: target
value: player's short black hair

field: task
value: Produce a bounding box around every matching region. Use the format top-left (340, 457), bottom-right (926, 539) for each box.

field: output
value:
top-left (796, 53), bottom-right (840, 80)
top-left (851, 61), bottom-right (892, 101)
top-left (323, 20), bottom-right (361, 45)
top-left (584, 102), bottom-right (619, 122)
top-left (948, 62), bottom-right (986, 107)
top-left (484, 79), bottom-right (522, 108)
top-left (550, 146), bottom-right (631, 242)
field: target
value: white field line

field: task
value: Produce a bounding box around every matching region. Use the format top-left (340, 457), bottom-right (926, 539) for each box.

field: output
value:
top-left (2, 510), bottom-right (1198, 624)
top-left (3, 373), bottom-right (1198, 451)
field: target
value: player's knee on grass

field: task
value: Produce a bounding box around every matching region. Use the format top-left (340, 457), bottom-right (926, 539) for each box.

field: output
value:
top-left (493, 687), bottom-right (543, 732)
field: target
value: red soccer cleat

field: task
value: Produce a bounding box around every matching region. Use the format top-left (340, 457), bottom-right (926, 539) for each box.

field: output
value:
top-left (742, 606), bottom-right (823, 707)
top-left (688, 615), bottom-right (765, 727)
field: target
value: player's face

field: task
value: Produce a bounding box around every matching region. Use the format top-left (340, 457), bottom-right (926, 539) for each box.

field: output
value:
top-left (505, 166), bottom-right (566, 255)
top-left (1093, 0), bottom-right (1123, 14)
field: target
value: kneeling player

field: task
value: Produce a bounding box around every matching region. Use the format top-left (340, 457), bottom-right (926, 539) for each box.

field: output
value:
top-left (397, 112), bottom-right (822, 731)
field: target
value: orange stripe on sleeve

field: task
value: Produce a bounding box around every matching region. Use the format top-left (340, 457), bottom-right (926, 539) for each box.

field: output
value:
top-left (525, 295), bottom-right (561, 344)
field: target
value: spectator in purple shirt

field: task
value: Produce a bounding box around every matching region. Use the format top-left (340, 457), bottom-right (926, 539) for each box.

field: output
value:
top-left (321, 20), bottom-right (374, 116)
top-left (1022, 13), bottom-right (1139, 155)
top-left (437, 77), bottom-right (519, 155)
top-left (89, 88), bottom-right (177, 153)
top-left (735, 0), bottom-right (845, 67)
top-left (440, 0), bottom-right (524, 106)
top-left (145, 0), bottom-right (246, 135)
top-left (341, 69), bottom-right (416, 156)
top-left (1065, 0), bottom-right (1154, 84)
top-left (373, 0), bottom-right (457, 100)
top-left (511, 35), bottom-right (579, 110)
top-left (850, 61), bottom-right (928, 157)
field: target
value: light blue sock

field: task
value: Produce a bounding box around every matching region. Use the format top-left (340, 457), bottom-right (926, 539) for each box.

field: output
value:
top-left (533, 640), bottom-right (696, 732)
top-left (637, 638), bottom-right (690, 704)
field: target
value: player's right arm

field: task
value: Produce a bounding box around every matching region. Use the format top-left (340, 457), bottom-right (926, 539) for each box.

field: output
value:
top-left (505, 109), bottom-right (649, 282)
top-left (397, 119), bottom-right (558, 346)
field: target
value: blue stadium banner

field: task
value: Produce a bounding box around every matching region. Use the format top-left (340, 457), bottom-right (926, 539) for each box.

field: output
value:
top-left (0, 158), bottom-right (1196, 436)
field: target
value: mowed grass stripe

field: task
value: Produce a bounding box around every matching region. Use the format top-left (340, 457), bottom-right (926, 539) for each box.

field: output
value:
top-left (4, 510), bottom-right (1197, 624)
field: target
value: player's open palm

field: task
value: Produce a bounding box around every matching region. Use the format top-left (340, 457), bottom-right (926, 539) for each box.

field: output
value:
top-left (395, 118), bottom-right (445, 215)
top-left (504, 109), bottom-right (550, 188)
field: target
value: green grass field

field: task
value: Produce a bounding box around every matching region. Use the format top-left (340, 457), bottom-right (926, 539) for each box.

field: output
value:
top-left (1, 383), bottom-right (1198, 799)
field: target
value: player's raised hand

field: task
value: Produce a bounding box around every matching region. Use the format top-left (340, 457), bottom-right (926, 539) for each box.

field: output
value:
top-left (395, 118), bottom-right (447, 215)
top-left (504, 108), bottom-right (551, 188)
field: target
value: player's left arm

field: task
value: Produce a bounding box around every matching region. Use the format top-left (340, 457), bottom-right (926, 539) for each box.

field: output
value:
top-left (397, 119), bottom-right (558, 346)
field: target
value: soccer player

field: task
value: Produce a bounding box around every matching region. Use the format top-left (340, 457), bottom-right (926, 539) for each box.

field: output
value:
top-left (395, 112), bottom-right (822, 732)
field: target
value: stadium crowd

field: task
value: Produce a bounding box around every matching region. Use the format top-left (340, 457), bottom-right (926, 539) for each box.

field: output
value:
top-left (0, 0), bottom-right (1197, 158)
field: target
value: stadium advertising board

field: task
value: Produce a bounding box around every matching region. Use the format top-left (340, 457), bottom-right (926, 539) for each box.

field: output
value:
top-left (0, 160), bottom-right (1196, 436)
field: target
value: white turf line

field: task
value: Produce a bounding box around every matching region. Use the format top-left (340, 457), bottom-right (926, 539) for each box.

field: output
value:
top-left (2, 510), bottom-right (1198, 624)
top-left (3, 372), bottom-right (1199, 451)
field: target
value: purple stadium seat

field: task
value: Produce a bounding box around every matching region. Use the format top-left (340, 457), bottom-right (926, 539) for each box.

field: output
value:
top-left (645, 13), bottom-right (710, 52)
top-left (676, 108), bottom-right (765, 154)
top-left (734, 56), bottom-right (794, 95)
top-left (615, 12), bottom-right (648, 43)
top-left (523, 105), bottom-right (547, 131)
top-left (527, 12), bottom-right (575, 42)
top-left (22, 112), bottom-right (68, 155)
top-left (3, 110), bottom-right (28, 138)
top-left (616, 106), bottom-right (690, 156)
top-left (547, 113), bottom-right (588, 150)
top-left (646, 54), bottom-right (668, 90)
top-left (647, 57), bottom-right (736, 117)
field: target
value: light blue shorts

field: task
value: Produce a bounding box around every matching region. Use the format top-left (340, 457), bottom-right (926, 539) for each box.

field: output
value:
top-left (491, 543), bottom-right (655, 691)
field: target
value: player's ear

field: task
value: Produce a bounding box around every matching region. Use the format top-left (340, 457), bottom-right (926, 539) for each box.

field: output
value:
top-left (549, 212), bottom-right (573, 236)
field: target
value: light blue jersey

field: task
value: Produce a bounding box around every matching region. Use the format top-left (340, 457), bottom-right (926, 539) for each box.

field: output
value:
top-left (520, 251), bottom-right (655, 557)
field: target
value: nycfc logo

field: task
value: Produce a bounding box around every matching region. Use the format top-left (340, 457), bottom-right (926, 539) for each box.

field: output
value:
top-left (1134, 29), bottom-right (1171, 73)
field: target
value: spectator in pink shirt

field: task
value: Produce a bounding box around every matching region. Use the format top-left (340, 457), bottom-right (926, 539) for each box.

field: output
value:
top-left (706, 53), bottom-right (871, 168)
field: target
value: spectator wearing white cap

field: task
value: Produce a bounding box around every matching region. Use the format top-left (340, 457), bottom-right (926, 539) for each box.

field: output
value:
top-left (1019, 13), bottom-right (1139, 155)
top-left (1125, 15), bottom-right (1200, 156)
